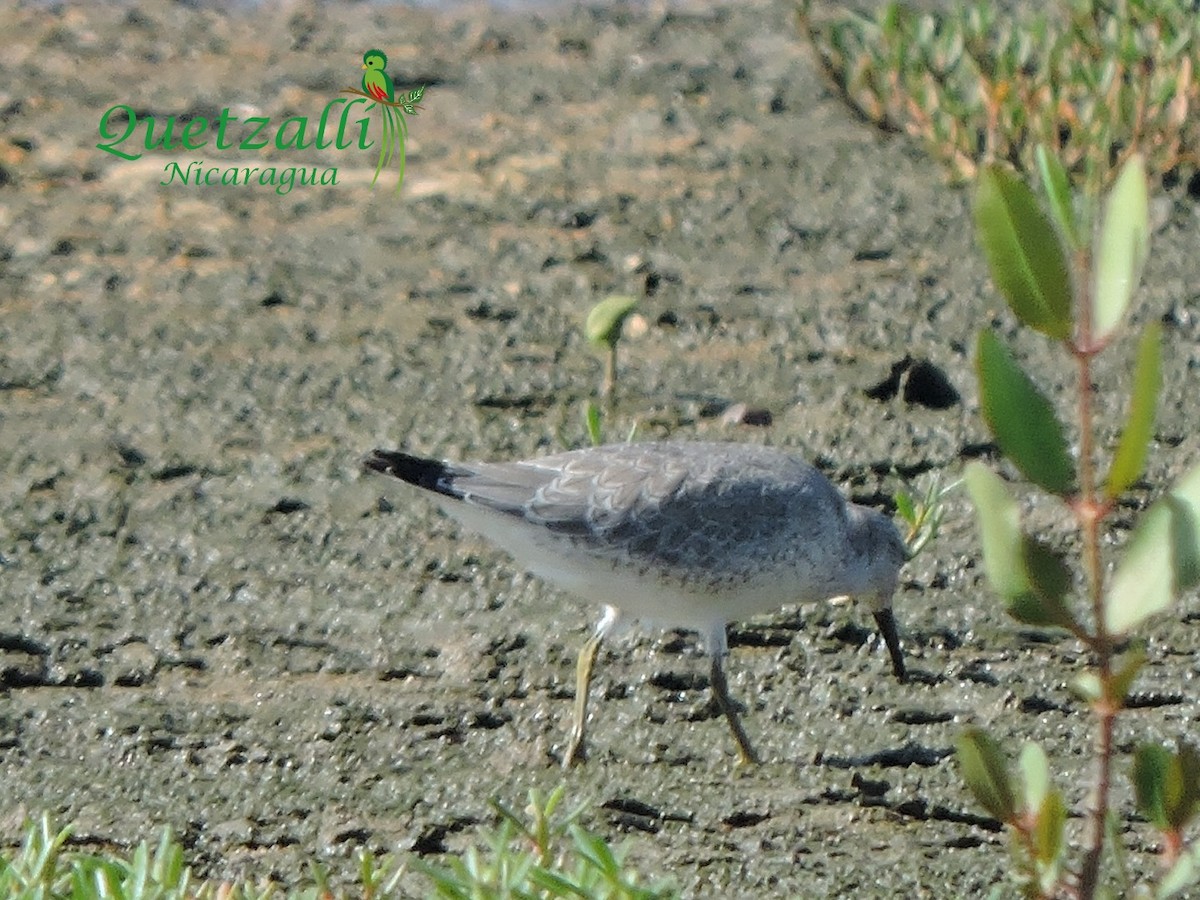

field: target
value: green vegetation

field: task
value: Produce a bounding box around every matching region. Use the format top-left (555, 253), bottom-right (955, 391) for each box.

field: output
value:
top-left (0, 813), bottom-right (403, 899)
top-left (893, 472), bottom-right (958, 559)
top-left (579, 295), bottom-right (642, 447)
top-left (804, 7), bottom-right (1200, 889)
top-left (0, 789), bottom-right (673, 900)
top-left (413, 787), bottom-right (675, 899)
top-left (800, 0), bottom-right (1200, 195)
top-left (584, 295), bottom-right (639, 410)
top-left (959, 148), bottom-right (1200, 898)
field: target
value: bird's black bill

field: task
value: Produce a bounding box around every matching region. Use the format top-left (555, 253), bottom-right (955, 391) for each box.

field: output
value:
top-left (873, 608), bottom-right (906, 681)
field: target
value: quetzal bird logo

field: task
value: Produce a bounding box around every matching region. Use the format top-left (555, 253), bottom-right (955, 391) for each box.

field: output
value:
top-left (344, 49), bottom-right (425, 193)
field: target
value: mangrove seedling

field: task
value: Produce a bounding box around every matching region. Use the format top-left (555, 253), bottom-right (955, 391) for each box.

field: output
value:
top-left (959, 149), bottom-right (1200, 899)
top-left (584, 294), bottom-right (639, 409)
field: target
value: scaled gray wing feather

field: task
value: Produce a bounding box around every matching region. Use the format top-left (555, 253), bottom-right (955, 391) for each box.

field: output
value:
top-left (450, 453), bottom-right (687, 535)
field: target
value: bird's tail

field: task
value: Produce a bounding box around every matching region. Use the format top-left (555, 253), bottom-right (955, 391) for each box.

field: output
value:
top-left (364, 449), bottom-right (462, 498)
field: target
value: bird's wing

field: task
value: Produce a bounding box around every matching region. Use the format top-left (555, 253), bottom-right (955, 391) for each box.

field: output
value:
top-left (434, 448), bottom-right (687, 537)
top-left (362, 73), bottom-right (386, 101)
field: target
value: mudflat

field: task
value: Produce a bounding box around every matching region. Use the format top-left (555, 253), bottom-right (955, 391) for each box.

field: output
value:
top-left (2, 0), bottom-right (1197, 894)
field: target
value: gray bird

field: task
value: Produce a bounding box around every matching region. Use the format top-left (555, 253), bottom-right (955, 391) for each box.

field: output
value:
top-left (364, 441), bottom-right (908, 767)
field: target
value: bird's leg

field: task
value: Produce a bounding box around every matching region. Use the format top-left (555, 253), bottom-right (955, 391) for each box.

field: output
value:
top-left (709, 653), bottom-right (760, 766)
top-left (563, 630), bottom-right (604, 768)
top-left (873, 607), bottom-right (907, 681)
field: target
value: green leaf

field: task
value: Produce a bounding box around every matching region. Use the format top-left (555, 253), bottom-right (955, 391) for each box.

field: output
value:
top-left (1069, 671), bottom-right (1102, 704)
top-left (1110, 647), bottom-right (1147, 707)
top-left (894, 489), bottom-right (916, 525)
top-left (1134, 743), bottom-right (1173, 830)
top-left (966, 463), bottom-right (1077, 628)
top-left (1131, 741), bottom-right (1200, 833)
top-left (974, 165), bottom-right (1073, 340)
top-left (957, 727), bottom-right (1017, 823)
top-left (1023, 537), bottom-right (1071, 607)
top-left (976, 330), bottom-right (1075, 495)
top-left (1014, 538), bottom-right (1077, 629)
top-left (527, 866), bottom-right (585, 894)
top-left (1105, 463), bottom-right (1200, 634)
top-left (965, 462), bottom-right (1028, 602)
top-left (570, 824), bottom-right (620, 876)
top-left (1069, 650), bottom-right (1145, 711)
top-left (585, 295), bottom-right (638, 348)
top-left (1035, 145), bottom-right (1079, 249)
top-left (1033, 789), bottom-right (1066, 867)
top-left (1019, 742), bottom-right (1050, 814)
top-left (1139, 742), bottom-right (1200, 834)
top-left (1158, 845), bottom-right (1200, 900)
top-left (1176, 742), bottom-right (1200, 831)
top-left (1093, 154), bottom-right (1149, 343)
top-left (1105, 321), bottom-right (1162, 498)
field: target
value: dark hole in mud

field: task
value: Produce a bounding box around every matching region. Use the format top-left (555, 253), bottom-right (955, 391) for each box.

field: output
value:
top-left (0, 633), bottom-right (49, 655)
top-left (722, 810), bottom-right (770, 828)
top-left (649, 670), bottom-right (706, 693)
top-left (819, 741), bottom-right (953, 769)
top-left (602, 797), bottom-right (688, 834)
top-left (1126, 691), bottom-right (1186, 709)
top-left (727, 625), bottom-right (793, 648)
top-left (266, 497), bottom-right (310, 516)
top-left (604, 797), bottom-right (662, 820)
top-left (865, 356), bottom-right (959, 409)
top-left (464, 300), bottom-right (518, 322)
top-left (890, 708), bottom-right (953, 726)
top-left (902, 359), bottom-right (960, 409)
top-left (850, 772), bottom-right (890, 796)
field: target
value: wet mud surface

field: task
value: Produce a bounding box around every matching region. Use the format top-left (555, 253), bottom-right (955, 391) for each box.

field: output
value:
top-left (2, 0), bottom-right (1199, 895)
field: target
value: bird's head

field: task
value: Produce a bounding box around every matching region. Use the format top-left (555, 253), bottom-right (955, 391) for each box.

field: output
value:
top-left (362, 49), bottom-right (388, 72)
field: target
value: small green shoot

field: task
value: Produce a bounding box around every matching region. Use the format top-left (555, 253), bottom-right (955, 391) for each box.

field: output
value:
top-left (582, 399), bottom-right (639, 449)
top-left (585, 295), bottom-right (639, 409)
top-left (893, 471), bottom-right (958, 558)
top-left (585, 400), bottom-right (604, 447)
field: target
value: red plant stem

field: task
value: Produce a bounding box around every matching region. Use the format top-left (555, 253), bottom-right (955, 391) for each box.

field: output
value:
top-left (1163, 829), bottom-right (1183, 868)
top-left (1072, 249), bottom-right (1115, 900)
